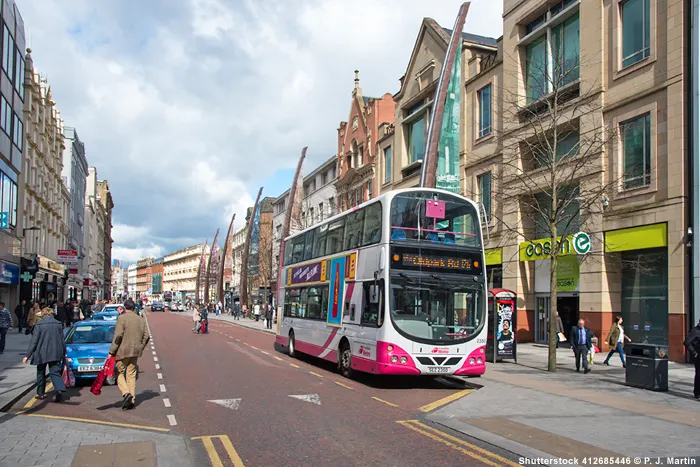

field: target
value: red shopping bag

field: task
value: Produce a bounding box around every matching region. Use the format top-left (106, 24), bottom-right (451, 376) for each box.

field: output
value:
top-left (91, 356), bottom-right (116, 395)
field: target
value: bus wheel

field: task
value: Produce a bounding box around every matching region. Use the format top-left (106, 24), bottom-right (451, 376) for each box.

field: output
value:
top-left (338, 342), bottom-right (353, 378)
top-left (288, 331), bottom-right (297, 358)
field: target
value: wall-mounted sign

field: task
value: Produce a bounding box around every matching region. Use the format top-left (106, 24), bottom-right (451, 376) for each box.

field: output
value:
top-left (519, 232), bottom-right (591, 262)
top-left (57, 249), bottom-right (78, 265)
top-left (0, 261), bottom-right (19, 285)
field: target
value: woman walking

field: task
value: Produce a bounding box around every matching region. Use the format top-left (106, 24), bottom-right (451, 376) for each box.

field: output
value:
top-left (603, 315), bottom-right (632, 367)
top-left (22, 308), bottom-right (66, 402)
top-left (25, 303), bottom-right (40, 335)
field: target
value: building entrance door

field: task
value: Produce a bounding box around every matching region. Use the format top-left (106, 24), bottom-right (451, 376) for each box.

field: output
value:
top-left (536, 296), bottom-right (549, 344)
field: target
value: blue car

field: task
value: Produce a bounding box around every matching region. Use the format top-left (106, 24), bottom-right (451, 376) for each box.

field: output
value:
top-left (64, 321), bottom-right (117, 384)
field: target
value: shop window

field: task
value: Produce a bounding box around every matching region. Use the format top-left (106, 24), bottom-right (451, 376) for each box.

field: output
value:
top-left (620, 248), bottom-right (667, 345)
top-left (621, 0), bottom-right (650, 68)
top-left (486, 266), bottom-right (503, 289)
top-left (620, 113), bottom-right (651, 189)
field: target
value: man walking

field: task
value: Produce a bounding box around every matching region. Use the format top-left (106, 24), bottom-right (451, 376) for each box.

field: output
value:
top-left (0, 302), bottom-right (12, 353)
top-left (570, 318), bottom-right (593, 374)
top-left (265, 303), bottom-right (273, 329)
top-left (683, 319), bottom-right (700, 400)
top-left (233, 300), bottom-right (241, 320)
top-left (109, 299), bottom-right (149, 410)
top-left (14, 300), bottom-right (26, 333)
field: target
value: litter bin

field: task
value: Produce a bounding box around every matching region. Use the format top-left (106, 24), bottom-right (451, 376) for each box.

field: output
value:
top-left (624, 343), bottom-right (668, 391)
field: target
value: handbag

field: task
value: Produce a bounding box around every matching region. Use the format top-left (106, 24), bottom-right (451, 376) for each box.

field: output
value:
top-left (91, 355), bottom-right (116, 395)
top-left (557, 332), bottom-right (566, 342)
top-left (62, 365), bottom-right (75, 388)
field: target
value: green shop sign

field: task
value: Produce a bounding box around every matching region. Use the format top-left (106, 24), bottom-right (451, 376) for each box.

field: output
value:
top-left (519, 231), bottom-right (591, 262)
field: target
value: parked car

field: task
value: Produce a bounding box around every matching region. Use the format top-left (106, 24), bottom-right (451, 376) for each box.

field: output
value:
top-left (92, 311), bottom-right (119, 321)
top-left (100, 304), bottom-right (124, 314)
top-left (64, 321), bottom-right (117, 385)
top-left (151, 302), bottom-right (164, 312)
top-left (170, 302), bottom-right (180, 312)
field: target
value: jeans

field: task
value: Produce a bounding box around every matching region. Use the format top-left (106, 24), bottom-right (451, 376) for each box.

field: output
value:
top-left (0, 327), bottom-right (6, 351)
top-left (36, 361), bottom-right (66, 396)
top-left (605, 342), bottom-right (626, 366)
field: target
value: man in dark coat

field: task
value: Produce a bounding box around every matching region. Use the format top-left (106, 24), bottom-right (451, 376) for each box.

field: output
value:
top-left (55, 301), bottom-right (67, 327)
top-left (14, 300), bottom-right (26, 332)
top-left (683, 320), bottom-right (700, 400)
top-left (570, 318), bottom-right (594, 374)
top-left (23, 309), bottom-right (66, 402)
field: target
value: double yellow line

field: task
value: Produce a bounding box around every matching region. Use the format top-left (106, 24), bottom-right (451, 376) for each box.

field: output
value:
top-left (192, 435), bottom-right (245, 467)
top-left (397, 420), bottom-right (521, 467)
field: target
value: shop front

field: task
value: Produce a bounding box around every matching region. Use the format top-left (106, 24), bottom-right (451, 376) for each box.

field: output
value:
top-left (0, 260), bottom-right (20, 311)
top-left (485, 248), bottom-right (503, 289)
top-left (31, 256), bottom-right (66, 304)
top-left (604, 223), bottom-right (670, 350)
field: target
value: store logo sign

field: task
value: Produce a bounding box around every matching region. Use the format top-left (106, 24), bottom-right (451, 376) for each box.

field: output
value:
top-left (520, 232), bottom-right (591, 262)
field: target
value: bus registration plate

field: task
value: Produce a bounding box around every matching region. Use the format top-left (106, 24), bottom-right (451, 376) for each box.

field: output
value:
top-left (427, 367), bottom-right (450, 373)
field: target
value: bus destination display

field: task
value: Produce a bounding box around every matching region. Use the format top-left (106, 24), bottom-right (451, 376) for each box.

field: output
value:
top-left (401, 253), bottom-right (473, 271)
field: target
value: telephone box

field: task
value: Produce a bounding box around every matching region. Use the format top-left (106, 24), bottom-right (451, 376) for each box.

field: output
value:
top-left (487, 288), bottom-right (517, 363)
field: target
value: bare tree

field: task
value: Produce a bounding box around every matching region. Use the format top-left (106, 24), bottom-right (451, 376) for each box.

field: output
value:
top-left (484, 49), bottom-right (646, 371)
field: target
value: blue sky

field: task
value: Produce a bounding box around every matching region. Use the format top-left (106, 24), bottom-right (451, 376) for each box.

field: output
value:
top-left (17, 0), bottom-right (503, 262)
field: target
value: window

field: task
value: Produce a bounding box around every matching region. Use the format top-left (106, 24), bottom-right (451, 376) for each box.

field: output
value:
top-left (532, 131), bottom-right (580, 169)
top-left (524, 9), bottom-right (580, 103)
top-left (284, 285), bottom-right (329, 320)
top-left (477, 172), bottom-right (492, 220)
top-left (384, 146), bottom-right (392, 183)
top-left (362, 202), bottom-right (382, 245)
top-left (361, 281), bottom-right (384, 327)
top-left (356, 187), bottom-right (362, 205)
top-left (328, 197), bottom-right (335, 216)
top-left (0, 171), bottom-right (18, 227)
top-left (477, 85), bottom-right (492, 138)
top-left (303, 229), bottom-right (314, 261)
top-left (0, 96), bottom-right (11, 135)
top-left (621, 0), bottom-right (650, 68)
top-left (13, 114), bottom-right (22, 150)
top-left (367, 180), bottom-right (373, 200)
top-left (14, 49), bottom-right (24, 100)
top-left (309, 207), bottom-right (315, 224)
top-left (620, 113), bottom-right (652, 189)
top-left (318, 203), bottom-right (323, 220)
top-left (534, 186), bottom-right (580, 238)
top-left (313, 224), bottom-right (327, 258)
top-left (276, 224), bottom-right (282, 238)
top-left (407, 117), bottom-right (425, 163)
top-left (2, 25), bottom-right (14, 80)
top-left (325, 218), bottom-right (345, 256)
top-left (343, 209), bottom-right (364, 250)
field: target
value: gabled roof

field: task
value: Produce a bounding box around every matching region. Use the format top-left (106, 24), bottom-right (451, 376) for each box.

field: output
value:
top-left (443, 28), bottom-right (498, 47)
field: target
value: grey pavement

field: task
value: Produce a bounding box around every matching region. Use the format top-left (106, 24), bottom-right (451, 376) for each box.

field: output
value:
top-left (433, 344), bottom-right (700, 465)
top-left (0, 329), bottom-right (39, 411)
top-left (208, 313), bottom-right (275, 334)
top-left (0, 412), bottom-right (194, 467)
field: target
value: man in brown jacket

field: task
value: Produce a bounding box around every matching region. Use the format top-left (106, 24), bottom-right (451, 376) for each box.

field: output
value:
top-left (109, 299), bottom-right (149, 410)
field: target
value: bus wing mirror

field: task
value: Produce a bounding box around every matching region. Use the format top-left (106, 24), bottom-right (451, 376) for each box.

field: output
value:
top-left (369, 285), bottom-right (379, 304)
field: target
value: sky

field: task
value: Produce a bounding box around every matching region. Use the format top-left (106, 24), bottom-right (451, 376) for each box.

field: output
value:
top-left (17, 0), bottom-right (503, 264)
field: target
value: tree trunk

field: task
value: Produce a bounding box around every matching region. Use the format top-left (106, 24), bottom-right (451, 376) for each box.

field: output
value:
top-left (548, 199), bottom-right (559, 372)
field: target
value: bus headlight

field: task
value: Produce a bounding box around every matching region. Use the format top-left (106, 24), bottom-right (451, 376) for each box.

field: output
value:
top-left (400, 356), bottom-right (407, 364)
top-left (479, 347), bottom-right (485, 354)
top-left (391, 356), bottom-right (398, 363)
top-left (477, 357), bottom-right (483, 364)
top-left (387, 345), bottom-right (394, 352)
top-left (469, 358), bottom-right (476, 365)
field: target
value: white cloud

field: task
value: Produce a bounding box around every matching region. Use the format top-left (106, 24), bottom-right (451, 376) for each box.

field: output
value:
top-left (17, 0), bottom-right (503, 261)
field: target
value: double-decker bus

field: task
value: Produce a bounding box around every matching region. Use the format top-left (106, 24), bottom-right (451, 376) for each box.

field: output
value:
top-left (275, 188), bottom-right (487, 377)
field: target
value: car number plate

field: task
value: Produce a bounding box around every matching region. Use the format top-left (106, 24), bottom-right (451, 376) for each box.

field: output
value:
top-left (427, 367), bottom-right (450, 373)
top-left (77, 365), bottom-right (102, 372)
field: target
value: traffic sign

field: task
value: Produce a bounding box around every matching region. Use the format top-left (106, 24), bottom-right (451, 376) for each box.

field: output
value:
top-left (0, 212), bottom-right (7, 229)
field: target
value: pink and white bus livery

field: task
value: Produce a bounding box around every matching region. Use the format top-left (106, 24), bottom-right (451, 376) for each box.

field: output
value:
top-left (275, 188), bottom-right (487, 378)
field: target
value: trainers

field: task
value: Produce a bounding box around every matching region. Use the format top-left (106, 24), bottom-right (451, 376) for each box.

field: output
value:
top-left (584, 368), bottom-right (591, 374)
top-left (54, 392), bottom-right (63, 403)
top-left (121, 393), bottom-right (133, 410)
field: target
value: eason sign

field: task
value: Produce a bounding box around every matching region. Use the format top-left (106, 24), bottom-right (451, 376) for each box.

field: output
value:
top-left (519, 232), bottom-right (592, 261)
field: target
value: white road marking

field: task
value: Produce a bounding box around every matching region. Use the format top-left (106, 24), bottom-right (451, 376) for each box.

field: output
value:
top-left (160, 384), bottom-right (166, 392)
top-left (155, 364), bottom-right (160, 370)
top-left (157, 373), bottom-right (163, 380)
top-left (208, 399), bottom-right (241, 410)
top-left (288, 394), bottom-right (321, 405)
top-left (167, 414), bottom-right (177, 426)
top-left (152, 351), bottom-right (156, 355)
top-left (163, 398), bottom-right (171, 408)
top-left (154, 357), bottom-right (158, 362)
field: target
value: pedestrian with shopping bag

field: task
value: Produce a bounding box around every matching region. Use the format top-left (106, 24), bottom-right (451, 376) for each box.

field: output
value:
top-left (22, 308), bottom-right (67, 402)
top-left (108, 299), bottom-right (149, 410)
